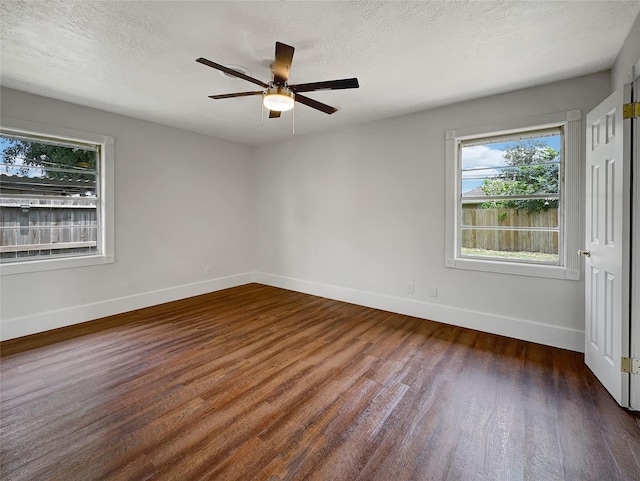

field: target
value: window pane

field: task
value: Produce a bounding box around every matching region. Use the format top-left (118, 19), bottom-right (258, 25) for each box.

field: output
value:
top-left (460, 131), bottom-right (561, 207)
top-left (460, 202), bottom-right (559, 263)
top-left (458, 128), bottom-right (562, 264)
top-left (0, 134), bottom-right (99, 263)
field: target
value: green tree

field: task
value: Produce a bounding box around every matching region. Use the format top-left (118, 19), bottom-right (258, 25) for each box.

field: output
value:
top-left (1, 138), bottom-right (96, 182)
top-left (481, 140), bottom-right (559, 212)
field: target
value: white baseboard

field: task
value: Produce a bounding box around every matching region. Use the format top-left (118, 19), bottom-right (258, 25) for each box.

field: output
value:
top-left (252, 272), bottom-right (585, 353)
top-left (0, 272), bottom-right (253, 341)
top-left (1, 271), bottom-right (585, 352)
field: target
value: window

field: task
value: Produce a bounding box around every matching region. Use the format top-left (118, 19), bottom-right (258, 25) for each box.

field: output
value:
top-left (0, 118), bottom-right (114, 275)
top-left (445, 110), bottom-right (581, 280)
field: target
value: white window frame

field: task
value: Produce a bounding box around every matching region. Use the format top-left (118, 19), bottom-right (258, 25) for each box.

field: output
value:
top-left (445, 110), bottom-right (581, 280)
top-left (0, 117), bottom-right (114, 275)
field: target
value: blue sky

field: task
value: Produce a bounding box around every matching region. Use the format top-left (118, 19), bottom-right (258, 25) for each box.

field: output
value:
top-left (461, 136), bottom-right (561, 193)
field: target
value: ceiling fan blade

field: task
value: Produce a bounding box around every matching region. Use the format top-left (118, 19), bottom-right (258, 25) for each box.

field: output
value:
top-left (290, 78), bottom-right (359, 93)
top-left (196, 57), bottom-right (268, 88)
top-left (209, 91), bottom-right (263, 100)
top-left (294, 94), bottom-right (338, 115)
top-left (272, 42), bottom-right (295, 85)
top-left (269, 110), bottom-right (281, 119)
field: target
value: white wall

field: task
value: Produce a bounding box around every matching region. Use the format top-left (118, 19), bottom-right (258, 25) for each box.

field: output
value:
top-left (0, 88), bottom-right (256, 340)
top-left (0, 65), bottom-right (625, 349)
top-left (611, 12), bottom-right (640, 90)
top-left (254, 72), bottom-right (611, 352)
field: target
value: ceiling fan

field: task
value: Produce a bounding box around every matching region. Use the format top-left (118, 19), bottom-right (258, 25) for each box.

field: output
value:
top-left (196, 41), bottom-right (359, 119)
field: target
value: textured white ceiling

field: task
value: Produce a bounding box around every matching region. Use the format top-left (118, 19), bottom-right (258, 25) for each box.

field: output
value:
top-left (1, 1), bottom-right (639, 146)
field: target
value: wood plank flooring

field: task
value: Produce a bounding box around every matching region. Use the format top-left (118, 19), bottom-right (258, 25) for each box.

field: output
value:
top-left (1, 283), bottom-right (639, 481)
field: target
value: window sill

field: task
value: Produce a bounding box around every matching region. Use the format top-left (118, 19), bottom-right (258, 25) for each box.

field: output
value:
top-left (0, 254), bottom-right (114, 276)
top-left (446, 256), bottom-right (580, 280)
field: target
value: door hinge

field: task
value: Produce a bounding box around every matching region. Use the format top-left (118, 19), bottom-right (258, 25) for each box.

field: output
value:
top-left (621, 357), bottom-right (640, 374)
top-left (623, 102), bottom-right (640, 119)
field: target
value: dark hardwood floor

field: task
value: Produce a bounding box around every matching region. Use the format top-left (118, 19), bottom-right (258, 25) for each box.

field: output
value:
top-left (1, 283), bottom-right (639, 481)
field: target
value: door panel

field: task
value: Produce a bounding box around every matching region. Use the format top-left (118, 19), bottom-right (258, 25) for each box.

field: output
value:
top-left (584, 88), bottom-right (630, 407)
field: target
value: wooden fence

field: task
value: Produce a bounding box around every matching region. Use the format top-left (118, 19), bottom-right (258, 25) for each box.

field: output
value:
top-left (0, 204), bottom-right (560, 257)
top-left (0, 204), bottom-right (97, 257)
top-left (461, 207), bottom-right (558, 254)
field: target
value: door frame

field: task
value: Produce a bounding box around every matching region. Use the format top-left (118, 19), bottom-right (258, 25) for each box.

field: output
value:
top-left (630, 59), bottom-right (640, 410)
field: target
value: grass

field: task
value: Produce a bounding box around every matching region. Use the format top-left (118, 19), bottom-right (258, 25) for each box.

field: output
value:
top-left (461, 247), bottom-right (558, 263)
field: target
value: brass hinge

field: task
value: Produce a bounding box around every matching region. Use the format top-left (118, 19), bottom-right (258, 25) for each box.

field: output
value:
top-left (623, 102), bottom-right (640, 119)
top-left (621, 357), bottom-right (640, 374)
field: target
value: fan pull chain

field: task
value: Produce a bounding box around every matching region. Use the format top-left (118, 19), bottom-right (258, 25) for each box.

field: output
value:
top-left (292, 103), bottom-right (295, 134)
top-left (261, 98), bottom-right (264, 126)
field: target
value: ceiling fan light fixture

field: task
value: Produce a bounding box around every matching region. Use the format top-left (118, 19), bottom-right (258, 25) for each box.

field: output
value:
top-left (263, 86), bottom-right (295, 111)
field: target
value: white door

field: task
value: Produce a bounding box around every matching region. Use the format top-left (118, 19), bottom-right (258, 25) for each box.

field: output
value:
top-left (584, 87), bottom-right (632, 407)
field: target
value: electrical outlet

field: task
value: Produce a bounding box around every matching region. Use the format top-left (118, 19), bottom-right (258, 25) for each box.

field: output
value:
top-left (429, 285), bottom-right (438, 297)
top-left (407, 282), bottom-right (414, 294)
top-left (205, 266), bottom-right (211, 276)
